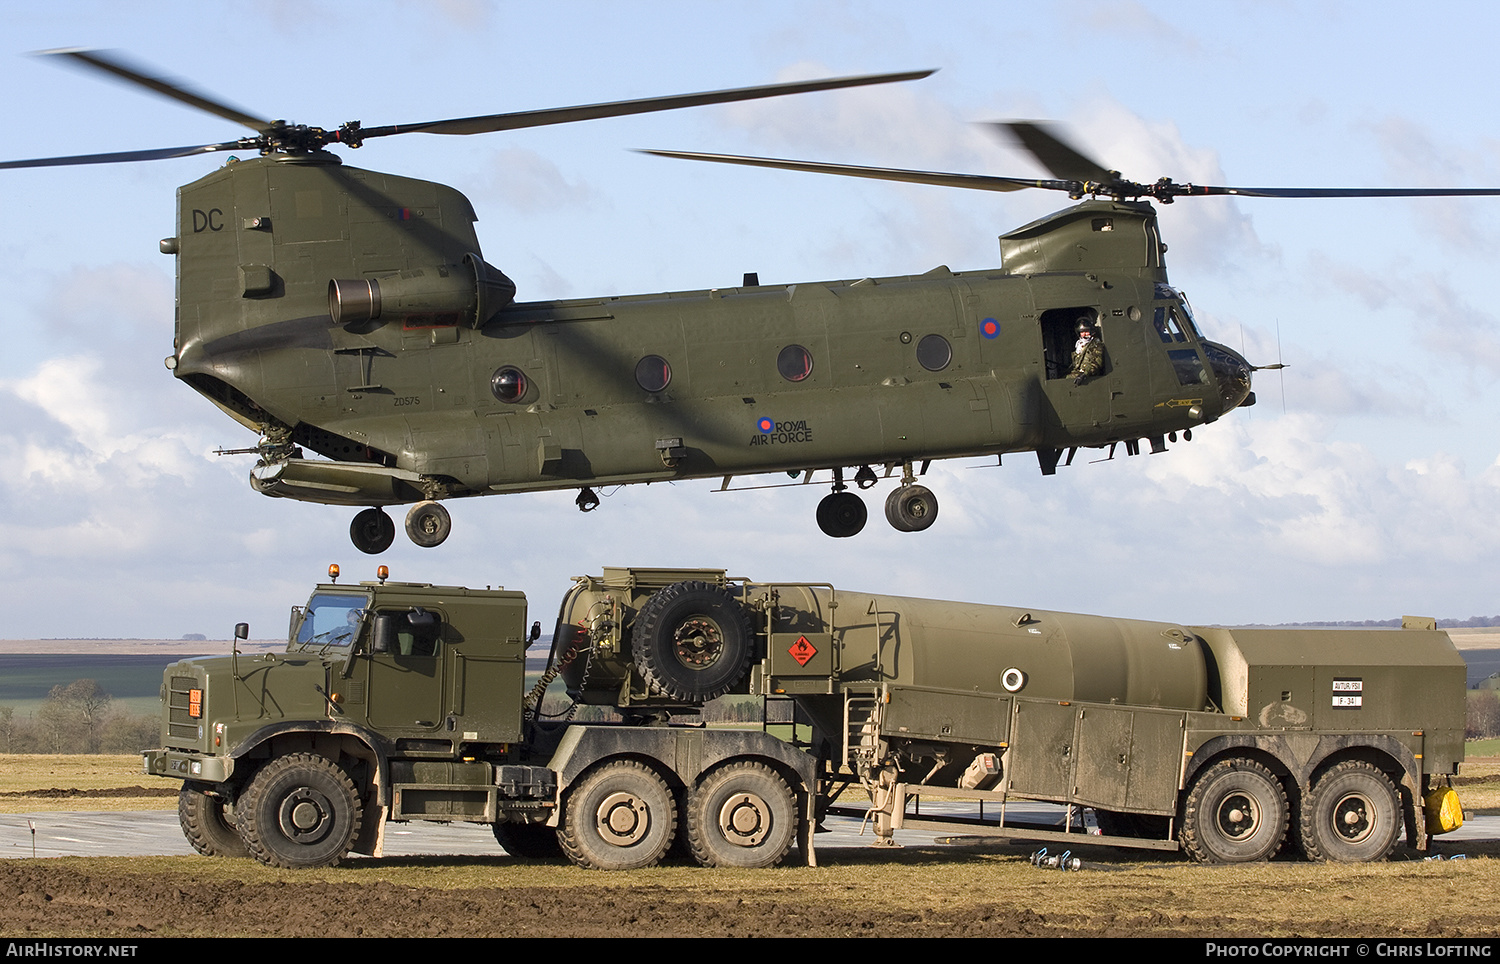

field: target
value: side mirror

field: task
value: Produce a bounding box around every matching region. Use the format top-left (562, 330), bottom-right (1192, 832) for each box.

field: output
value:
top-left (234, 622), bottom-right (249, 640)
top-left (529, 621), bottom-right (542, 644)
top-left (372, 614), bottom-right (397, 654)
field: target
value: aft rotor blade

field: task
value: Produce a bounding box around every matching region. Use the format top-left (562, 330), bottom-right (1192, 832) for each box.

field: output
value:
top-left (640, 148), bottom-right (1071, 193)
top-left (1176, 184), bottom-right (1500, 198)
top-left (998, 121), bottom-right (1115, 184)
top-left (0, 140), bottom-right (248, 170)
top-left (359, 69), bottom-right (936, 139)
top-left (38, 48), bottom-right (270, 131)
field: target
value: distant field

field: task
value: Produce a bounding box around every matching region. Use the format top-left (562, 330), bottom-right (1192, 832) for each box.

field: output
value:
top-left (0, 654), bottom-right (181, 716)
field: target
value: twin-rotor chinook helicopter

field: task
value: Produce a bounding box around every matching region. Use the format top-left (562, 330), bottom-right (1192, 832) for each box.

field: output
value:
top-left (11, 50), bottom-right (1500, 552)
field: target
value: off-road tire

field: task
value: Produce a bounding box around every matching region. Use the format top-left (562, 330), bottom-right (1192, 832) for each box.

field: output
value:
top-left (631, 581), bottom-right (753, 702)
top-left (687, 762), bottom-right (796, 868)
top-left (178, 783), bottom-right (249, 858)
top-left (1180, 758), bottom-right (1288, 863)
top-left (559, 760), bottom-right (676, 871)
top-left (1299, 761), bottom-right (1402, 863)
top-left (492, 820), bottom-right (562, 859)
top-left (1093, 808), bottom-right (1171, 842)
top-left (235, 753), bottom-right (362, 869)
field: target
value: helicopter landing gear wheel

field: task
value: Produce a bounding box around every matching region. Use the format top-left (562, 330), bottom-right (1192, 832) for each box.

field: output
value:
top-left (816, 491), bottom-right (867, 538)
top-left (884, 484), bottom-right (939, 532)
top-left (404, 500), bottom-right (451, 548)
top-left (350, 508), bottom-right (395, 554)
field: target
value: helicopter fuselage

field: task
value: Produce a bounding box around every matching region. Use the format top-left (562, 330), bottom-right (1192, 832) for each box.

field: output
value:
top-left (166, 153), bottom-right (1251, 544)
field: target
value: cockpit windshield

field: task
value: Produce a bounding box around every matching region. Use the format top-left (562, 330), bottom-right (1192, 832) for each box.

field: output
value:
top-left (1175, 291), bottom-right (1205, 339)
top-left (1151, 285), bottom-right (1203, 344)
top-left (290, 591), bottom-right (371, 651)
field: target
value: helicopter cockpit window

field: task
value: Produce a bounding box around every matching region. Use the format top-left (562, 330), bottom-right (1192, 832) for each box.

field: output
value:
top-left (635, 355), bottom-right (672, 392)
top-left (916, 334), bottom-right (952, 372)
top-left (1168, 348), bottom-right (1209, 386)
top-left (1153, 306), bottom-right (1189, 344)
top-left (292, 593), bottom-right (371, 651)
top-left (777, 345), bottom-right (813, 382)
top-left (491, 366), bottom-right (528, 403)
top-left (1176, 293), bottom-right (1205, 339)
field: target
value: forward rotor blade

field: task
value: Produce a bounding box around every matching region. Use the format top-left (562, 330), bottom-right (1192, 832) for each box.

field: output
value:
top-left (997, 122), bottom-right (1114, 183)
top-left (359, 69), bottom-right (936, 139)
top-left (640, 148), bottom-right (1072, 193)
top-left (38, 48), bottom-right (269, 131)
top-left (0, 140), bottom-right (247, 170)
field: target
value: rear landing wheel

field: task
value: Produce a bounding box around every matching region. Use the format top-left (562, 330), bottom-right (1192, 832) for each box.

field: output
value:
top-left (816, 491), bottom-right (866, 538)
top-left (884, 484), bottom-right (938, 532)
top-left (404, 500), bottom-right (451, 548)
top-left (350, 508), bottom-right (395, 554)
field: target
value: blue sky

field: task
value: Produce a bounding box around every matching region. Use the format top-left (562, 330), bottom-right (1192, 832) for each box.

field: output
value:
top-left (2, 0), bottom-right (1497, 638)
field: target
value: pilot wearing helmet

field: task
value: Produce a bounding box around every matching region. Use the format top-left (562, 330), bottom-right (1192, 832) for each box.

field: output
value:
top-left (1067, 319), bottom-right (1104, 385)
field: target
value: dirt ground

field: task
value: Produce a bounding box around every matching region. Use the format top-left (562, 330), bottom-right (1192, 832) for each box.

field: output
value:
top-left (4, 755), bottom-right (1500, 939)
top-left (4, 835), bottom-right (1500, 938)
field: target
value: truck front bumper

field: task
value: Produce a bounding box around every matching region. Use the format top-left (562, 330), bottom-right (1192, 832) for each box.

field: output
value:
top-left (142, 748), bottom-right (235, 785)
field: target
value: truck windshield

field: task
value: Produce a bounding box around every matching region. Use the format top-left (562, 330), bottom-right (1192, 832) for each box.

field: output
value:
top-left (292, 592), bottom-right (372, 651)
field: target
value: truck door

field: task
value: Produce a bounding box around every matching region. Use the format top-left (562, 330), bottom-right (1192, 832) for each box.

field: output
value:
top-left (364, 607), bottom-right (448, 736)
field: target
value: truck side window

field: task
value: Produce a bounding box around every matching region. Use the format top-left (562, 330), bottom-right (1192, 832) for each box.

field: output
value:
top-left (379, 608), bottom-right (443, 657)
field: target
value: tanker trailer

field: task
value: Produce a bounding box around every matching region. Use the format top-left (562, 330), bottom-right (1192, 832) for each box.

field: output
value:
top-left (553, 568), bottom-right (1466, 863)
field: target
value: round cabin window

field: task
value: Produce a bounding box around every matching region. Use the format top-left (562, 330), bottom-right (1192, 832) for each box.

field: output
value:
top-left (490, 366), bottom-right (527, 403)
top-left (635, 354), bottom-right (672, 392)
top-left (777, 345), bottom-right (813, 382)
top-left (916, 334), bottom-right (952, 372)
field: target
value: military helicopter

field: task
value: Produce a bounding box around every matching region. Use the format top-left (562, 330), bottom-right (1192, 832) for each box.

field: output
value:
top-left (10, 51), bottom-right (1500, 553)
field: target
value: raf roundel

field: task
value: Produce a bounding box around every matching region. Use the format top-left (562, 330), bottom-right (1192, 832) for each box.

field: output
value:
top-left (757, 416), bottom-right (775, 434)
top-left (980, 317), bottom-right (1000, 339)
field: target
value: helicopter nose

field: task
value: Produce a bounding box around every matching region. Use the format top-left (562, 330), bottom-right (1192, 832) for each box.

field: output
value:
top-left (1203, 341), bottom-right (1253, 411)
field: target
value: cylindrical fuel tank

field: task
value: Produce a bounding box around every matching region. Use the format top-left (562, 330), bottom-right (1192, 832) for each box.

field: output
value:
top-left (780, 586), bottom-right (1209, 711)
top-left (553, 572), bottom-right (1209, 712)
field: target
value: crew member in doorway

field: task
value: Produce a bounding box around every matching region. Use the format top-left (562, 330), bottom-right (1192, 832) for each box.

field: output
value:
top-left (1067, 320), bottom-right (1104, 385)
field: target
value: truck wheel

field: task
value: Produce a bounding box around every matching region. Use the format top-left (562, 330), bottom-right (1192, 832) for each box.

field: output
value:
top-left (631, 581), bottom-right (753, 702)
top-left (1299, 761), bottom-right (1402, 863)
top-left (560, 760), bottom-right (676, 871)
top-left (492, 821), bottom-right (562, 859)
top-left (1180, 758), bottom-right (1288, 863)
top-left (687, 762), bottom-right (796, 868)
top-left (1093, 808), bottom-right (1170, 841)
top-left (178, 783), bottom-right (249, 858)
top-left (235, 753), bottom-right (363, 869)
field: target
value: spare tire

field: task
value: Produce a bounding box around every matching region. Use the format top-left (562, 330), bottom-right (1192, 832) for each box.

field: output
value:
top-left (631, 581), bottom-right (753, 702)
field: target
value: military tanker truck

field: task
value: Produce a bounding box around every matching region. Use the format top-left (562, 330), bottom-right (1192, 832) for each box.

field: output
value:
top-left (143, 565), bottom-right (1466, 870)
